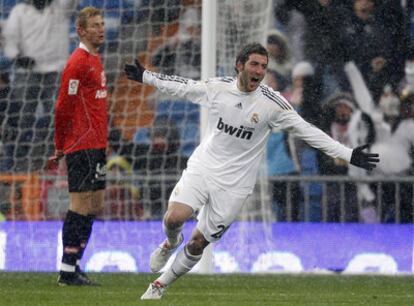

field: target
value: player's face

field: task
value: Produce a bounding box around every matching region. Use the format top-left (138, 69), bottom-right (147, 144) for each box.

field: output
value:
top-left (81, 15), bottom-right (105, 49)
top-left (237, 53), bottom-right (268, 92)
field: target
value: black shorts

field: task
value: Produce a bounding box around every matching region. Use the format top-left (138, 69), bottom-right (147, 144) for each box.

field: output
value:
top-left (66, 149), bottom-right (107, 193)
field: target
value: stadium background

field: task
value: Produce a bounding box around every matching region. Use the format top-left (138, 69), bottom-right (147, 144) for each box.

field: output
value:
top-left (0, 0), bottom-right (413, 278)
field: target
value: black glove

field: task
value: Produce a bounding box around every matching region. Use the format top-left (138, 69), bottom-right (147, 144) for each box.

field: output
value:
top-left (124, 59), bottom-right (145, 83)
top-left (15, 56), bottom-right (36, 69)
top-left (350, 144), bottom-right (380, 171)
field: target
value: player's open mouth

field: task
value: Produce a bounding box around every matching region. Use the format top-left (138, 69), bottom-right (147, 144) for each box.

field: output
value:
top-left (251, 77), bottom-right (260, 83)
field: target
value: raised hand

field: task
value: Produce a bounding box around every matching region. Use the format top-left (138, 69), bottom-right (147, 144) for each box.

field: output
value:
top-left (124, 59), bottom-right (145, 83)
top-left (350, 144), bottom-right (380, 171)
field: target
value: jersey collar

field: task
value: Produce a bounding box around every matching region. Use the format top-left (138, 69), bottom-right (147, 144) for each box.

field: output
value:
top-left (233, 79), bottom-right (261, 96)
top-left (79, 42), bottom-right (90, 53)
top-left (79, 42), bottom-right (99, 56)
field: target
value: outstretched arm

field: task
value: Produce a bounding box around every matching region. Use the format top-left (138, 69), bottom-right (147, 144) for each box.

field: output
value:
top-left (124, 59), bottom-right (209, 106)
top-left (275, 111), bottom-right (380, 171)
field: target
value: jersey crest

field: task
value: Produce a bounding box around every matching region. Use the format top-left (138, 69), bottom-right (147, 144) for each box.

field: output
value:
top-left (68, 79), bottom-right (79, 95)
top-left (250, 113), bottom-right (259, 124)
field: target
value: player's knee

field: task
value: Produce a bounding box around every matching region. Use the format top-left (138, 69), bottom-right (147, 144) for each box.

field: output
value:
top-left (164, 202), bottom-right (193, 227)
top-left (187, 236), bottom-right (208, 256)
top-left (163, 212), bottom-right (184, 230)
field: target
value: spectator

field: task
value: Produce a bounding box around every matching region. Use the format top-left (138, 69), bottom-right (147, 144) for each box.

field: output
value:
top-left (345, 60), bottom-right (414, 223)
top-left (344, 61), bottom-right (384, 222)
top-left (287, 61), bottom-right (315, 109)
top-left (272, 4), bottom-right (305, 63)
top-left (318, 93), bottom-right (359, 222)
top-left (291, 61), bottom-right (324, 221)
top-left (151, 6), bottom-right (201, 79)
top-left (274, 0), bottom-right (349, 97)
top-left (266, 29), bottom-right (293, 82)
top-left (1, 0), bottom-right (78, 172)
top-left (370, 89), bottom-right (414, 223)
top-left (341, 0), bottom-right (407, 102)
top-left (267, 130), bottom-right (301, 222)
top-left (265, 69), bottom-right (301, 221)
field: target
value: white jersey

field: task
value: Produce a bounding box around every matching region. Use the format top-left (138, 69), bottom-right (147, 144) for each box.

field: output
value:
top-left (144, 71), bottom-right (353, 193)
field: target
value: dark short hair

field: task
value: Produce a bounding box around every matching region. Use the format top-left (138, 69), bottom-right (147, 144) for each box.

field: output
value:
top-left (235, 43), bottom-right (268, 74)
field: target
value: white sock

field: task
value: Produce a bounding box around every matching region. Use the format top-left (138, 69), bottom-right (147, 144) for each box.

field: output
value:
top-left (157, 246), bottom-right (202, 286)
top-left (163, 221), bottom-right (183, 247)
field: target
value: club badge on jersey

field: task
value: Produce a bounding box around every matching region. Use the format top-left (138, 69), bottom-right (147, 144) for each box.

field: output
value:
top-left (250, 113), bottom-right (259, 124)
top-left (68, 79), bottom-right (79, 95)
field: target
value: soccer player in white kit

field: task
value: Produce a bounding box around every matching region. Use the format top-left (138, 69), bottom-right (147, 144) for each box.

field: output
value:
top-left (124, 43), bottom-right (379, 300)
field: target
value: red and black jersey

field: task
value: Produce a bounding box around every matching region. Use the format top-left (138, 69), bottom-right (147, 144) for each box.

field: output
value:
top-left (54, 44), bottom-right (108, 154)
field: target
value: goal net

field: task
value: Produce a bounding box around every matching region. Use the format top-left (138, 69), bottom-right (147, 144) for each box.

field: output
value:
top-left (0, 0), bottom-right (273, 222)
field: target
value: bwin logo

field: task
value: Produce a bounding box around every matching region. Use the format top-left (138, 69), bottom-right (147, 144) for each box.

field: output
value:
top-left (217, 117), bottom-right (253, 140)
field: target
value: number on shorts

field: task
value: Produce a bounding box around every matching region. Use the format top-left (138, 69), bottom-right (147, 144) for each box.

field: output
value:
top-left (211, 225), bottom-right (230, 239)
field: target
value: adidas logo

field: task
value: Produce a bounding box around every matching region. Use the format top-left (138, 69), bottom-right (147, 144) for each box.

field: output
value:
top-left (235, 102), bottom-right (242, 109)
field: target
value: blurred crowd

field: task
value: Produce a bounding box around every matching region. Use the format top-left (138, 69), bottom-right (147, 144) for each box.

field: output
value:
top-left (0, 0), bottom-right (413, 223)
top-left (267, 0), bottom-right (414, 223)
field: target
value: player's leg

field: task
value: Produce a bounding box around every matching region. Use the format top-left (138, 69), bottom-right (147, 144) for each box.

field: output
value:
top-left (156, 185), bottom-right (250, 287)
top-left (142, 184), bottom-right (249, 300)
top-left (58, 191), bottom-right (95, 286)
top-left (149, 170), bottom-right (206, 273)
top-left (75, 150), bottom-right (106, 284)
top-left (149, 201), bottom-right (193, 273)
top-left (74, 189), bottom-right (104, 282)
top-left (142, 228), bottom-right (208, 300)
top-left (58, 149), bottom-right (106, 286)
top-left (142, 171), bottom-right (207, 299)
top-left (158, 228), bottom-right (208, 283)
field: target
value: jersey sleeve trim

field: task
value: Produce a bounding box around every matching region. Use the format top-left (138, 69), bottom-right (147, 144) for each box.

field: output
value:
top-left (260, 85), bottom-right (293, 111)
top-left (216, 77), bottom-right (236, 83)
top-left (146, 71), bottom-right (189, 84)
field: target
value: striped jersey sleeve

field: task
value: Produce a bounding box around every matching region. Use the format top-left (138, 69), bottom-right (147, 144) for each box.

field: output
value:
top-left (143, 70), bottom-right (210, 106)
top-left (260, 84), bottom-right (293, 111)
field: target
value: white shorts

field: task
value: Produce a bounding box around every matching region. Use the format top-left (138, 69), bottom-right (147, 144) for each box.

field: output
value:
top-left (169, 170), bottom-right (250, 243)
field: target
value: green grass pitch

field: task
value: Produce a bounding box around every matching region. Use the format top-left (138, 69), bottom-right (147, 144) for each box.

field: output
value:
top-left (0, 272), bottom-right (413, 305)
